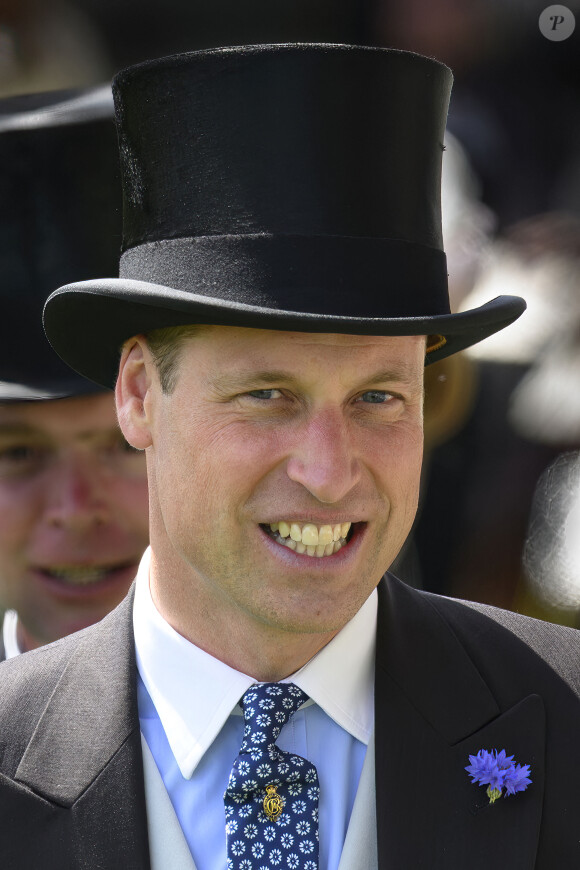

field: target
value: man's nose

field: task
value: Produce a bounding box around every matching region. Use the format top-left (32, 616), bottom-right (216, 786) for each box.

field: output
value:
top-left (44, 452), bottom-right (110, 529)
top-left (285, 408), bottom-right (361, 503)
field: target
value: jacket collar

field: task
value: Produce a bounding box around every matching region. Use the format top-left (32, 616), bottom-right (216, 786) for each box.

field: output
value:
top-left (374, 575), bottom-right (544, 869)
top-left (377, 574), bottom-right (499, 744)
top-left (15, 587), bottom-right (139, 806)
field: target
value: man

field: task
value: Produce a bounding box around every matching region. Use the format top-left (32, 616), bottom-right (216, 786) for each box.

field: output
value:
top-left (0, 88), bottom-right (149, 658)
top-left (1, 45), bottom-right (579, 868)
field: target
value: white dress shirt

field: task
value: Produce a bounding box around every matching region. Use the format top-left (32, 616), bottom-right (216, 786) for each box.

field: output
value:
top-left (133, 548), bottom-right (376, 870)
top-left (2, 609), bottom-right (21, 659)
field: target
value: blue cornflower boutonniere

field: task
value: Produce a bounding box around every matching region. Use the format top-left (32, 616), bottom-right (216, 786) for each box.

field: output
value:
top-left (465, 748), bottom-right (532, 805)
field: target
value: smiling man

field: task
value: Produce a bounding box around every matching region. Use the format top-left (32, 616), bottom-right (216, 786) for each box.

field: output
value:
top-left (121, 327), bottom-right (426, 682)
top-left (0, 88), bottom-right (149, 658)
top-left (1, 45), bottom-right (580, 869)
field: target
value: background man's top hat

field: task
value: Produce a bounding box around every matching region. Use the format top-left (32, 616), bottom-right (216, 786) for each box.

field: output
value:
top-left (0, 86), bottom-right (121, 401)
top-left (44, 44), bottom-right (525, 388)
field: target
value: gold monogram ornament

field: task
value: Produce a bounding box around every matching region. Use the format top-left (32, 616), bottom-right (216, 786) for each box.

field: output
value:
top-left (263, 784), bottom-right (284, 822)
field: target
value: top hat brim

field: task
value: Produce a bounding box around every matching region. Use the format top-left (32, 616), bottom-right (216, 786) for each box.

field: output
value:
top-left (44, 276), bottom-right (526, 389)
top-left (0, 374), bottom-right (107, 403)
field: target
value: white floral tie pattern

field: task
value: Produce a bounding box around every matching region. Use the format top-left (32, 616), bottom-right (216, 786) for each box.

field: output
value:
top-left (224, 683), bottom-right (320, 870)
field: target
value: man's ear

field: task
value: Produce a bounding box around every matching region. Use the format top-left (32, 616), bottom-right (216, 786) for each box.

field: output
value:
top-left (115, 336), bottom-right (155, 450)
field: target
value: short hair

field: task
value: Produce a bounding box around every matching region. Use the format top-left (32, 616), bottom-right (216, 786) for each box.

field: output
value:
top-left (144, 324), bottom-right (202, 393)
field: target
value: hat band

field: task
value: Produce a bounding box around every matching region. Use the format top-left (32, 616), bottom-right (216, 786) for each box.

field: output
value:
top-left (119, 234), bottom-right (450, 319)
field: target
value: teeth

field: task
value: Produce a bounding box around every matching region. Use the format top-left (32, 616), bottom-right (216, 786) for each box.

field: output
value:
top-left (290, 523), bottom-right (302, 542)
top-left (302, 524), bottom-right (319, 546)
top-left (44, 566), bottom-right (111, 586)
top-left (267, 521), bottom-right (353, 558)
top-left (269, 520), bottom-right (351, 545)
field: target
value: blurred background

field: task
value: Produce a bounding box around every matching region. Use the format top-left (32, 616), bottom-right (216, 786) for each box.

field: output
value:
top-left (2, 0), bottom-right (580, 623)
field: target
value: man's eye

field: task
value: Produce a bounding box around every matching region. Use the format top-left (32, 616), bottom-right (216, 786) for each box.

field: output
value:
top-left (357, 390), bottom-right (393, 404)
top-left (246, 389), bottom-right (283, 400)
top-left (0, 445), bottom-right (47, 478)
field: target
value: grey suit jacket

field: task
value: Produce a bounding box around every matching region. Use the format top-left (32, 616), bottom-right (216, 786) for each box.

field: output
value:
top-left (1, 576), bottom-right (580, 868)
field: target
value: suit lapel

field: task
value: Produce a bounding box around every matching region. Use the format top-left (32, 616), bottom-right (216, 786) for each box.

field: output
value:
top-left (14, 588), bottom-right (151, 869)
top-left (374, 576), bottom-right (544, 869)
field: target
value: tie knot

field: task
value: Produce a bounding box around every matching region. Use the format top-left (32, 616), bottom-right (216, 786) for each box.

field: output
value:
top-left (240, 682), bottom-right (308, 752)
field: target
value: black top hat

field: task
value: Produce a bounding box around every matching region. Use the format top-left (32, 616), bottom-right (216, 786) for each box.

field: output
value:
top-left (0, 86), bottom-right (121, 401)
top-left (44, 44), bottom-right (525, 389)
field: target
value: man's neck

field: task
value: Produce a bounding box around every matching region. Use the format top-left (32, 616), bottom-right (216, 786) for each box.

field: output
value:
top-left (150, 578), bottom-right (340, 680)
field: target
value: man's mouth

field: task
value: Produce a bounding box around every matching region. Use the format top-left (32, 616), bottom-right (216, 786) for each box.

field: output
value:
top-left (261, 521), bottom-right (354, 557)
top-left (36, 561), bottom-right (137, 587)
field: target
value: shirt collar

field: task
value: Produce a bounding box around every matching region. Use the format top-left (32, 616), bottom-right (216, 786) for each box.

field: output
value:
top-left (2, 609), bottom-right (21, 659)
top-left (133, 547), bottom-right (376, 779)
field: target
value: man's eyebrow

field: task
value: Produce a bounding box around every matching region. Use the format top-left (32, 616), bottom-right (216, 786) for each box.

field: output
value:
top-left (0, 423), bottom-right (42, 437)
top-left (209, 371), bottom-right (302, 392)
top-left (208, 369), bottom-right (298, 396)
top-left (361, 367), bottom-right (424, 387)
top-left (209, 365), bottom-right (423, 392)
top-left (0, 422), bottom-right (121, 443)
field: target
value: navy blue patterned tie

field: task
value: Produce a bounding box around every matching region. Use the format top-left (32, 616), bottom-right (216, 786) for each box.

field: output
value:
top-left (224, 682), bottom-right (320, 870)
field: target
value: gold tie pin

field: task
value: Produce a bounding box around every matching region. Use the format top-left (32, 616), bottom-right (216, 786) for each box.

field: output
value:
top-left (263, 784), bottom-right (284, 822)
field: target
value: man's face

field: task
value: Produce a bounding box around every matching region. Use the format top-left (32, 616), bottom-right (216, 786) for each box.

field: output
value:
top-left (135, 326), bottom-right (424, 647)
top-left (0, 392), bottom-right (149, 651)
